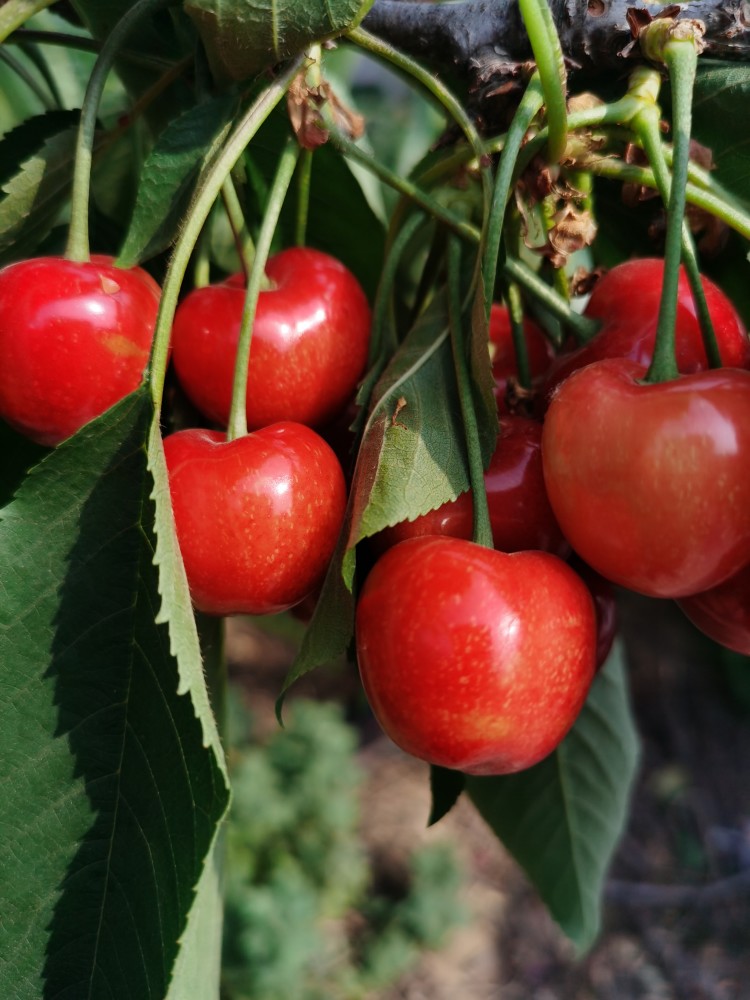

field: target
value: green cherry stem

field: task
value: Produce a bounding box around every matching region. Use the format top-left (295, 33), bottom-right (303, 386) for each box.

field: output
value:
top-left (65, 0), bottom-right (177, 263)
top-left (634, 104), bottom-right (721, 369)
top-left (0, 0), bottom-right (56, 43)
top-left (347, 27), bottom-right (492, 220)
top-left (220, 174), bottom-right (257, 282)
top-left (645, 37), bottom-right (700, 384)
top-left (517, 0), bottom-right (568, 164)
top-left (295, 149), bottom-right (314, 247)
top-left (447, 234), bottom-right (493, 550)
top-left (370, 211), bottom-right (426, 362)
top-left (226, 139), bottom-right (300, 442)
top-left (148, 56), bottom-right (305, 412)
top-left (482, 73), bottom-right (545, 322)
top-left (502, 257), bottom-right (599, 340)
top-left (327, 125), bottom-right (481, 243)
top-left (583, 157), bottom-right (750, 242)
top-left (506, 280), bottom-right (532, 390)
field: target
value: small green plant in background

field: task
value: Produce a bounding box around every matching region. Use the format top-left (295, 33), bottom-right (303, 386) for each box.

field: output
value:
top-left (221, 697), bottom-right (465, 1000)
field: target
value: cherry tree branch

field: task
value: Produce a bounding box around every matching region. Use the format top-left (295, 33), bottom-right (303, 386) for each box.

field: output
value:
top-left (362, 0), bottom-right (750, 103)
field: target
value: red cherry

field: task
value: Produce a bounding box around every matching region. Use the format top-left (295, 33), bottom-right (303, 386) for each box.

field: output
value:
top-left (356, 536), bottom-right (597, 775)
top-left (171, 247), bottom-right (371, 430)
top-left (163, 423), bottom-right (347, 616)
top-left (542, 358), bottom-right (750, 598)
top-left (678, 562), bottom-right (750, 655)
top-left (0, 255), bottom-right (160, 445)
top-left (544, 259), bottom-right (750, 399)
top-left (374, 415), bottom-right (568, 558)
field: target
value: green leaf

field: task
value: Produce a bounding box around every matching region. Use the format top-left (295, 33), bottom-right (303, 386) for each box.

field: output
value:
top-left (691, 61), bottom-right (750, 212)
top-left (346, 291), bottom-right (473, 567)
top-left (428, 766), bottom-right (465, 827)
top-left (119, 92), bottom-right (239, 267)
top-left (185, 0), bottom-right (374, 81)
top-left (466, 642), bottom-right (640, 951)
top-left (0, 109), bottom-right (79, 191)
top-left (0, 123), bottom-right (78, 262)
top-left (0, 388), bottom-right (229, 999)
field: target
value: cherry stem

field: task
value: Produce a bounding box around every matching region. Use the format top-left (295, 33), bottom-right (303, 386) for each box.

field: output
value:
top-left (371, 211), bottom-right (426, 361)
top-left (518, 0), bottom-right (568, 164)
top-left (582, 156), bottom-right (750, 242)
top-left (347, 27), bottom-right (492, 226)
top-left (65, 0), bottom-right (177, 264)
top-left (327, 125), bottom-right (481, 243)
top-left (220, 175), bottom-right (256, 282)
top-left (502, 257), bottom-right (599, 341)
top-left (506, 281), bottom-right (532, 390)
top-left (0, 0), bottom-right (56, 43)
top-left (645, 38), bottom-right (699, 384)
top-left (226, 139), bottom-right (300, 442)
top-left (147, 56), bottom-right (304, 412)
top-left (633, 104), bottom-right (722, 369)
top-left (482, 72), bottom-right (545, 322)
top-left (447, 235), bottom-right (493, 550)
top-left (295, 149), bottom-right (313, 247)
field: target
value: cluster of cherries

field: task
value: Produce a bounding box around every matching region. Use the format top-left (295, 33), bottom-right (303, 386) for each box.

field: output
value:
top-left (1, 251), bottom-right (749, 779)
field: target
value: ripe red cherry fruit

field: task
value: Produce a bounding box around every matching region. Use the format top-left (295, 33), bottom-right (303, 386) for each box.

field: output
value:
top-left (171, 247), bottom-right (371, 430)
top-left (544, 258), bottom-right (750, 399)
top-left (0, 255), bottom-right (160, 445)
top-left (163, 423), bottom-right (347, 616)
top-left (542, 358), bottom-right (750, 598)
top-left (356, 536), bottom-right (597, 775)
top-left (678, 563), bottom-right (750, 655)
top-left (374, 415), bottom-right (568, 558)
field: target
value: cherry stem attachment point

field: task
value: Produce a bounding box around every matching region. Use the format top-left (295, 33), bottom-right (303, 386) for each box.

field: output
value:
top-left (65, 0), bottom-right (176, 264)
top-left (517, 0), bottom-right (568, 164)
top-left (447, 235), bottom-right (493, 550)
top-left (644, 37), bottom-right (700, 384)
top-left (226, 139), bottom-right (300, 443)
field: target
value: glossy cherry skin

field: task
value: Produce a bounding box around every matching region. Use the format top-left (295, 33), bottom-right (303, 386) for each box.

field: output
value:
top-left (0, 255), bottom-right (160, 445)
top-left (374, 416), bottom-right (568, 557)
top-left (356, 536), bottom-right (597, 775)
top-left (542, 358), bottom-right (750, 598)
top-left (489, 304), bottom-right (554, 414)
top-left (163, 423), bottom-right (347, 616)
top-left (171, 247), bottom-right (371, 430)
top-left (678, 563), bottom-right (750, 655)
top-left (544, 259), bottom-right (750, 399)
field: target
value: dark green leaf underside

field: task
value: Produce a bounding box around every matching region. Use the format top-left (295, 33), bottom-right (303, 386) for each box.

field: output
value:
top-left (467, 643), bottom-right (640, 951)
top-left (0, 389), bottom-right (228, 999)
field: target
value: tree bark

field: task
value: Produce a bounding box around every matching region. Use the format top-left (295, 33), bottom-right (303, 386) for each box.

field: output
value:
top-left (362, 0), bottom-right (750, 96)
